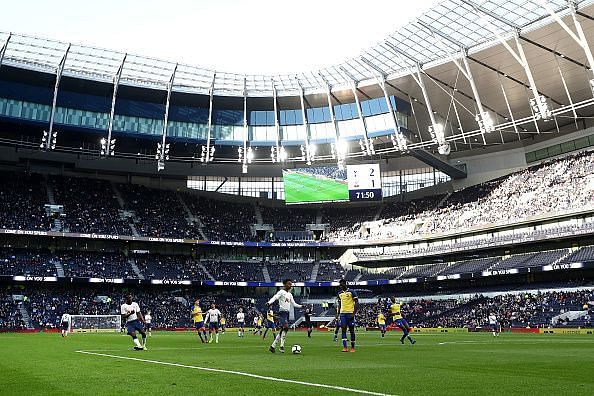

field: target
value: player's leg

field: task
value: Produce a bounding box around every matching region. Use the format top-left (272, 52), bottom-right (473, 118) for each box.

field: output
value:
top-left (279, 324), bottom-right (288, 352)
top-left (128, 329), bottom-right (143, 350)
top-left (341, 316), bottom-right (349, 352)
top-left (137, 323), bottom-right (147, 349)
top-left (215, 326), bottom-right (219, 343)
top-left (262, 326), bottom-right (269, 339)
top-left (401, 320), bottom-right (415, 344)
top-left (348, 316), bottom-right (356, 352)
top-left (195, 323), bottom-right (204, 342)
top-left (307, 323), bottom-right (313, 338)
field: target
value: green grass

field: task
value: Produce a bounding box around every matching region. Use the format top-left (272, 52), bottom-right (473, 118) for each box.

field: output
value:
top-left (1, 331), bottom-right (593, 395)
top-left (283, 171), bottom-right (349, 204)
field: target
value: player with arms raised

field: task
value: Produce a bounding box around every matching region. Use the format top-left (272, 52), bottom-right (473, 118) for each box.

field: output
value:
top-left (388, 296), bottom-right (416, 345)
top-left (192, 299), bottom-right (207, 343)
top-left (337, 279), bottom-right (358, 352)
top-left (236, 308), bottom-right (245, 337)
top-left (60, 312), bottom-right (70, 337)
top-left (121, 294), bottom-right (147, 350)
top-left (268, 278), bottom-right (302, 353)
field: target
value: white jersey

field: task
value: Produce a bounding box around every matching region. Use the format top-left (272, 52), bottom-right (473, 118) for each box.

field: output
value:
top-left (488, 315), bottom-right (497, 325)
top-left (61, 313), bottom-right (70, 323)
top-left (267, 289), bottom-right (302, 312)
top-left (253, 317), bottom-right (258, 325)
top-left (236, 312), bottom-right (245, 323)
top-left (121, 302), bottom-right (141, 323)
top-left (205, 308), bottom-right (222, 323)
top-left (145, 314), bottom-right (152, 324)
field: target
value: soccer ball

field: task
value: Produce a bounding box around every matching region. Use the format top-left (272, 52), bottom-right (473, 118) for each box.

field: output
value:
top-left (291, 344), bottom-right (302, 354)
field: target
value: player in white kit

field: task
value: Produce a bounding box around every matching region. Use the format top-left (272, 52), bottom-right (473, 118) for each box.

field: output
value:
top-left (489, 313), bottom-right (499, 337)
top-left (121, 294), bottom-right (147, 350)
top-left (205, 303), bottom-right (222, 344)
top-left (236, 308), bottom-right (246, 337)
top-left (60, 313), bottom-right (70, 337)
top-left (144, 310), bottom-right (152, 337)
top-left (268, 279), bottom-right (302, 353)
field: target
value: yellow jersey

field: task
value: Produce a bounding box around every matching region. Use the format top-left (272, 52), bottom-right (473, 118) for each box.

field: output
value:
top-left (338, 289), bottom-right (358, 314)
top-left (267, 310), bottom-right (274, 322)
top-left (257, 317), bottom-right (263, 326)
top-left (220, 317), bottom-right (226, 325)
top-left (192, 306), bottom-right (204, 323)
top-left (390, 303), bottom-right (402, 320)
top-left (377, 313), bottom-right (386, 325)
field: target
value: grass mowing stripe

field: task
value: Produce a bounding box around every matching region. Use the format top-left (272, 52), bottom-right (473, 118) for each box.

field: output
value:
top-left (76, 350), bottom-right (394, 396)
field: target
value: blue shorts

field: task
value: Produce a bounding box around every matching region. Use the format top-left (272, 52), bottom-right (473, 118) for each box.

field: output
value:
top-left (209, 322), bottom-right (219, 330)
top-left (266, 320), bottom-right (276, 329)
top-left (238, 322), bottom-right (245, 329)
top-left (126, 319), bottom-right (144, 334)
top-left (339, 313), bottom-right (355, 327)
top-left (278, 311), bottom-right (290, 327)
top-left (194, 321), bottom-right (204, 329)
top-left (490, 323), bottom-right (498, 331)
top-left (394, 318), bottom-right (409, 328)
top-left (379, 324), bottom-right (386, 331)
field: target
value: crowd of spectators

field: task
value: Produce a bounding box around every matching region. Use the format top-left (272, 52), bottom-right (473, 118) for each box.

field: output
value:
top-left (0, 294), bottom-right (26, 329)
top-left (329, 150), bottom-right (594, 241)
top-left (0, 172), bottom-right (50, 231)
top-left (52, 176), bottom-right (131, 235)
top-left (260, 206), bottom-right (316, 231)
top-left (0, 249), bottom-right (58, 277)
top-left (133, 254), bottom-right (208, 281)
top-left (60, 252), bottom-right (135, 279)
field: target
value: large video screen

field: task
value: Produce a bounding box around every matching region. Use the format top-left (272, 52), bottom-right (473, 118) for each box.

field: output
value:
top-left (283, 164), bottom-right (382, 204)
top-left (283, 166), bottom-right (349, 204)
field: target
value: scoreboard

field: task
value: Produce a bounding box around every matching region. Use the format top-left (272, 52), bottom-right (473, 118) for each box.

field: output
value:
top-left (347, 164), bottom-right (382, 202)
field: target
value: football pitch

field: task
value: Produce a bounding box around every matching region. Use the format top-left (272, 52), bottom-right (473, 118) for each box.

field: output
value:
top-left (1, 331), bottom-right (593, 395)
top-left (283, 172), bottom-right (349, 203)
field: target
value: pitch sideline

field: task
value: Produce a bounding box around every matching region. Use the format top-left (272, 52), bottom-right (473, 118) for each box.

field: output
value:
top-left (76, 350), bottom-right (395, 396)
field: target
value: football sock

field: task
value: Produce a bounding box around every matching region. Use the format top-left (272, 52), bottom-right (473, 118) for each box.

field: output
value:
top-left (132, 337), bottom-right (141, 348)
top-left (198, 332), bottom-right (204, 342)
top-left (141, 334), bottom-right (146, 345)
top-left (271, 332), bottom-right (281, 348)
top-left (349, 327), bottom-right (356, 348)
top-left (342, 329), bottom-right (347, 348)
top-left (280, 330), bottom-right (287, 348)
top-left (215, 333), bottom-right (219, 343)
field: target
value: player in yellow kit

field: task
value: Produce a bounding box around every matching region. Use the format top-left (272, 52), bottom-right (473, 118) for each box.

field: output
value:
top-left (377, 312), bottom-right (387, 338)
top-left (191, 299), bottom-right (207, 343)
top-left (388, 296), bottom-right (415, 345)
top-left (337, 279), bottom-right (358, 353)
top-left (220, 316), bottom-right (226, 334)
top-left (262, 308), bottom-right (277, 340)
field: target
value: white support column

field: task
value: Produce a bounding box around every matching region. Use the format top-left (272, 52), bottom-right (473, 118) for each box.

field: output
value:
top-left (156, 64), bottom-right (177, 171)
top-left (498, 76), bottom-right (521, 141)
top-left (376, 76), bottom-right (407, 151)
top-left (242, 77), bottom-right (249, 172)
top-left (204, 72), bottom-right (216, 163)
top-left (413, 64), bottom-right (449, 154)
top-left (0, 33), bottom-right (11, 69)
top-left (339, 66), bottom-right (373, 156)
top-left (104, 53), bottom-right (126, 156)
top-left (296, 78), bottom-right (312, 165)
top-left (271, 80), bottom-right (284, 163)
top-left (44, 44), bottom-right (70, 151)
top-left (556, 63), bottom-right (579, 129)
top-left (321, 79), bottom-right (345, 167)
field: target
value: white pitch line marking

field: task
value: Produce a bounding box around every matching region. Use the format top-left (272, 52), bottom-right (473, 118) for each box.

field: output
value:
top-left (76, 350), bottom-right (394, 396)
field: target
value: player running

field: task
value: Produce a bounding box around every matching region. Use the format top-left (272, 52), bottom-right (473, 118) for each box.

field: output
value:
top-left (236, 308), bottom-right (246, 337)
top-left (304, 306), bottom-right (314, 338)
top-left (192, 299), bottom-right (207, 343)
top-left (489, 312), bottom-right (500, 337)
top-left (268, 278), bottom-right (303, 353)
top-left (377, 311), bottom-right (387, 338)
top-left (205, 303), bottom-right (222, 344)
top-left (388, 297), bottom-right (416, 345)
top-left (337, 279), bottom-right (358, 353)
top-left (220, 316), bottom-right (226, 334)
top-left (60, 313), bottom-right (70, 337)
top-left (262, 307), bottom-right (277, 340)
top-left (145, 310), bottom-right (152, 337)
top-left (121, 294), bottom-right (147, 351)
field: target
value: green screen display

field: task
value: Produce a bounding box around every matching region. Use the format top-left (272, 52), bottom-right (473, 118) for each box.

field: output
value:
top-left (283, 167), bottom-right (349, 204)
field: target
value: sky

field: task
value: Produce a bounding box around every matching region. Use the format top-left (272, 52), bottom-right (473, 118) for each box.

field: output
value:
top-left (0, 0), bottom-right (439, 75)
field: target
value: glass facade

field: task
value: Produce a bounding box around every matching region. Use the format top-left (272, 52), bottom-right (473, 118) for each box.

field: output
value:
top-left (0, 94), bottom-right (408, 143)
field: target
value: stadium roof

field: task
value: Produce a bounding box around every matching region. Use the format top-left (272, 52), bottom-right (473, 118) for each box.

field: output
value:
top-left (1, 0), bottom-right (594, 154)
top-left (0, 0), bottom-right (590, 97)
